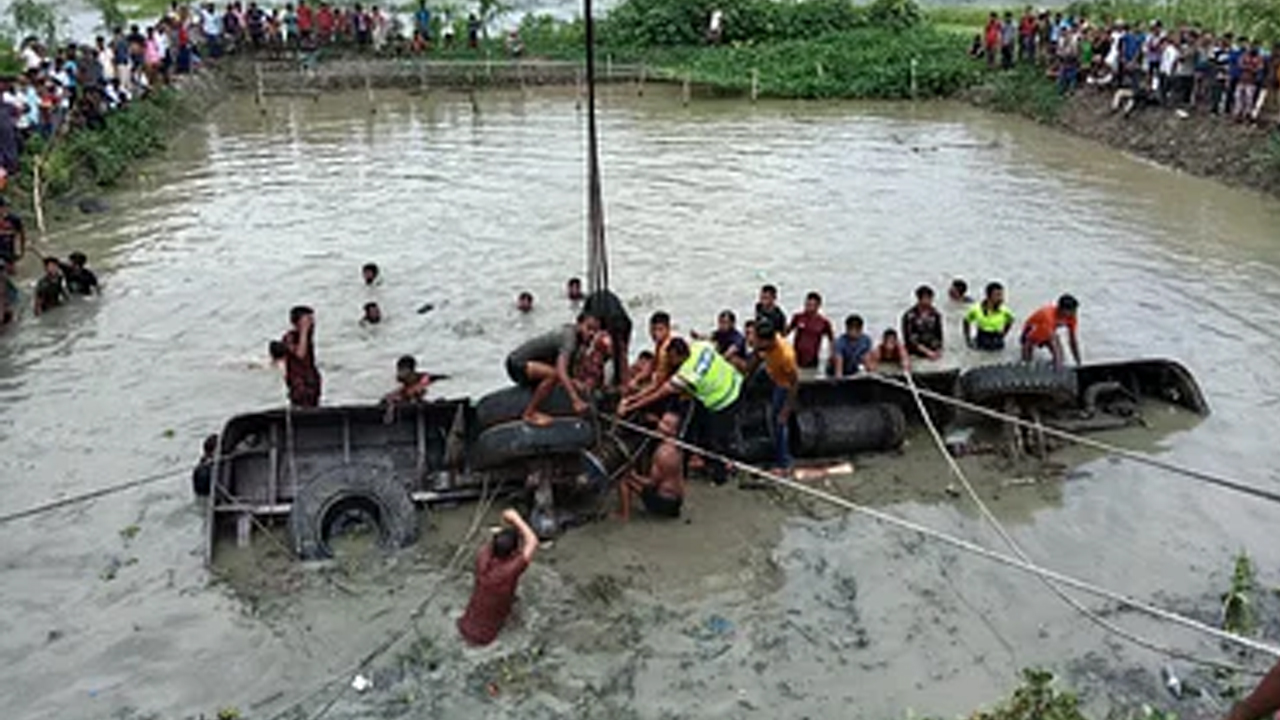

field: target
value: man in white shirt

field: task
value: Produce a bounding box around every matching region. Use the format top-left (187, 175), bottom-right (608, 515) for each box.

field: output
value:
top-left (20, 43), bottom-right (42, 72)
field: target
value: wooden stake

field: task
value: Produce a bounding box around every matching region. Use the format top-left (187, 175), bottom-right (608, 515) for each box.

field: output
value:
top-left (682, 72), bottom-right (691, 106)
top-left (254, 61), bottom-right (264, 107)
top-left (637, 63), bottom-right (646, 96)
top-left (365, 66), bottom-right (376, 114)
top-left (751, 67), bottom-right (759, 102)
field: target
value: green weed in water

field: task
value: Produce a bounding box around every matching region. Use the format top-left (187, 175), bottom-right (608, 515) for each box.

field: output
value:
top-left (1222, 550), bottom-right (1256, 637)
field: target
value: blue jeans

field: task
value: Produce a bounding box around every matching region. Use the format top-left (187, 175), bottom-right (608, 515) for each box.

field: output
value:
top-left (770, 385), bottom-right (793, 469)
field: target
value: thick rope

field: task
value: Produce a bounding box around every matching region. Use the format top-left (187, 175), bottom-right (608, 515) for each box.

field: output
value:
top-left (607, 414), bottom-right (1280, 662)
top-left (901, 370), bottom-right (1262, 675)
top-left (583, 0), bottom-right (608, 294)
top-left (866, 373), bottom-right (1280, 506)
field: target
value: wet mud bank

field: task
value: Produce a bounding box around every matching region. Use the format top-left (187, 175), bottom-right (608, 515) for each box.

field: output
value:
top-left (971, 82), bottom-right (1280, 199)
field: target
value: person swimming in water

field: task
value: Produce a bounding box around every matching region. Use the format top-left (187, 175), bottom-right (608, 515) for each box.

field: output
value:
top-left (362, 262), bottom-right (380, 286)
top-left (385, 354), bottom-right (434, 403)
top-left (516, 291), bottom-right (534, 313)
top-left (361, 302), bottom-right (382, 325)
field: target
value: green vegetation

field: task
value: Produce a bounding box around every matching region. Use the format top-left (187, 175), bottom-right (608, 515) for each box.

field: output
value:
top-left (1222, 550), bottom-right (1257, 637)
top-left (1256, 130), bottom-right (1280, 183)
top-left (915, 668), bottom-right (1180, 720)
top-left (21, 87), bottom-right (190, 200)
top-left (980, 65), bottom-right (1064, 122)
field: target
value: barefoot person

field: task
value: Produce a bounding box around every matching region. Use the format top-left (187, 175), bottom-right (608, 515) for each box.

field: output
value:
top-left (620, 338), bottom-right (743, 486)
top-left (457, 509), bottom-right (540, 646)
top-left (505, 313), bottom-right (599, 425)
top-left (618, 411), bottom-right (685, 520)
top-left (742, 320), bottom-right (799, 472)
top-left (1020, 294), bottom-right (1081, 369)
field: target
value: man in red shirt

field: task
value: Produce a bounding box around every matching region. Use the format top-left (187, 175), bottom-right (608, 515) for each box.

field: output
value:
top-left (1018, 8), bottom-right (1037, 62)
top-left (984, 12), bottom-right (1002, 68)
top-left (282, 305), bottom-right (322, 407)
top-left (457, 509), bottom-right (540, 646)
top-left (786, 291), bottom-right (833, 372)
top-left (296, 0), bottom-right (313, 39)
top-left (316, 2), bottom-right (334, 43)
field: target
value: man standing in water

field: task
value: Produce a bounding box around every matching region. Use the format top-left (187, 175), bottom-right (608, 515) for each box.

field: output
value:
top-left (617, 410), bottom-right (685, 520)
top-left (505, 313), bottom-right (598, 425)
top-left (566, 277), bottom-right (584, 303)
top-left (902, 285), bottom-right (943, 361)
top-left (1021, 294), bottom-right (1081, 369)
top-left (620, 337), bottom-right (743, 486)
top-left (385, 355), bottom-right (433, 403)
top-left (0, 195), bottom-right (24, 325)
top-left (33, 257), bottom-right (68, 316)
top-left (786, 291), bottom-right (834, 373)
top-left (457, 509), bottom-right (540, 646)
top-left (282, 306), bottom-right (322, 407)
top-left (963, 281), bottom-right (1015, 351)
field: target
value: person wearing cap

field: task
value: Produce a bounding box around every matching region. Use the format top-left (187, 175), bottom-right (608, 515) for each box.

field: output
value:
top-left (1020, 294), bottom-right (1081, 369)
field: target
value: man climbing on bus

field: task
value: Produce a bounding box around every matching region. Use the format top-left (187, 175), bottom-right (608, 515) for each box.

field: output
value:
top-left (505, 312), bottom-right (599, 426)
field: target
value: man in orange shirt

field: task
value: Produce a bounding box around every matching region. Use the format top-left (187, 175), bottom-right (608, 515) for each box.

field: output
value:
top-left (744, 320), bottom-right (799, 472)
top-left (1020, 294), bottom-right (1081, 369)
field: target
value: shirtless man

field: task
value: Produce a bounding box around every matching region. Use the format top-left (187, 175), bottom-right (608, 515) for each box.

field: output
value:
top-left (505, 313), bottom-right (598, 425)
top-left (618, 410), bottom-right (685, 520)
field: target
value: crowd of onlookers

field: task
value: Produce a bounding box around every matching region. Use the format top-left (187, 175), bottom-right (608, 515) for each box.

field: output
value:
top-left (973, 8), bottom-right (1280, 124)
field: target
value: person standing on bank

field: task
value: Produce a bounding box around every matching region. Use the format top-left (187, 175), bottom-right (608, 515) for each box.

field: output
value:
top-left (457, 509), bottom-right (540, 646)
top-left (282, 305), bottom-right (322, 407)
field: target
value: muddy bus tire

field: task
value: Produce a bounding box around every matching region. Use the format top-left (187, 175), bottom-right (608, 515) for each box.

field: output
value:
top-left (470, 418), bottom-right (597, 471)
top-left (289, 465), bottom-right (420, 561)
top-left (474, 385), bottom-right (576, 430)
top-left (959, 363), bottom-right (1079, 407)
top-left (794, 403), bottom-right (907, 458)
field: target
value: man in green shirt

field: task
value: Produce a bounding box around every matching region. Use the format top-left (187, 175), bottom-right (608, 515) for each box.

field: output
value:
top-left (619, 337), bottom-right (742, 485)
top-left (963, 281), bottom-right (1015, 351)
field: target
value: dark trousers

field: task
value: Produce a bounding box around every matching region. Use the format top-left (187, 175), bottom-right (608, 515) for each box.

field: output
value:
top-left (688, 396), bottom-right (741, 485)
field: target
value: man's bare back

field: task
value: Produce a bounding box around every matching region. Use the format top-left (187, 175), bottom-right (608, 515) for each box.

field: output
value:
top-left (618, 411), bottom-right (685, 520)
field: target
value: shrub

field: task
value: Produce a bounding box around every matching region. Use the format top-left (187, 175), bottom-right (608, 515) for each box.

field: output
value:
top-left (600, 0), bottom-right (870, 48)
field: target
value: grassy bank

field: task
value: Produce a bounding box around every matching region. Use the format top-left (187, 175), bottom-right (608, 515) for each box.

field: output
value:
top-left (512, 0), bottom-right (981, 99)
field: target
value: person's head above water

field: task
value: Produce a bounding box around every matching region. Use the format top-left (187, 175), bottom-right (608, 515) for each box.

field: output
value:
top-left (577, 311), bottom-right (601, 336)
top-left (202, 433), bottom-right (218, 459)
top-left (43, 256), bottom-right (61, 276)
top-left (363, 302), bottom-right (382, 324)
top-left (396, 354), bottom-right (417, 383)
top-left (566, 277), bottom-right (583, 301)
top-left (844, 314), bottom-right (864, 335)
top-left (68, 251), bottom-right (88, 268)
top-left (881, 328), bottom-right (900, 348)
top-left (949, 278), bottom-right (968, 301)
top-left (290, 305), bottom-right (315, 328)
top-left (1056, 293), bottom-right (1079, 318)
top-left (914, 284), bottom-right (935, 308)
top-left (665, 336), bottom-right (690, 367)
top-left (492, 526), bottom-right (519, 558)
top-left (268, 339), bottom-right (288, 362)
top-left (755, 319), bottom-right (778, 349)
top-left (517, 291), bottom-right (534, 313)
top-left (649, 311), bottom-right (671, 344)
top-left (361, 262), bottom-right (379, 286)
top-left (804, 291), bottom-right (822, 314)
top-left (984, 281), bottom-right (1005, 306)
top-left (717, 309), bottom-right (736, 332)
top-left (758, 284), bottom-right (778, 308)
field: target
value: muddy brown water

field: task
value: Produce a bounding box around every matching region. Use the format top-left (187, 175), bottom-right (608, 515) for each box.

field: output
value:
top-left (3, 86), bottom-right (1280, 719)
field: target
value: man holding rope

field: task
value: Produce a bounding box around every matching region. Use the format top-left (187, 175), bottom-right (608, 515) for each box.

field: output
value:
top-left (620, 337), bottom-right (743, 486)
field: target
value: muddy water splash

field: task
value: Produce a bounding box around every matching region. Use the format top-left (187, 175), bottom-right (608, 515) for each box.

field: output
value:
top-left (2, 87), bottom-right (1280, 719)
